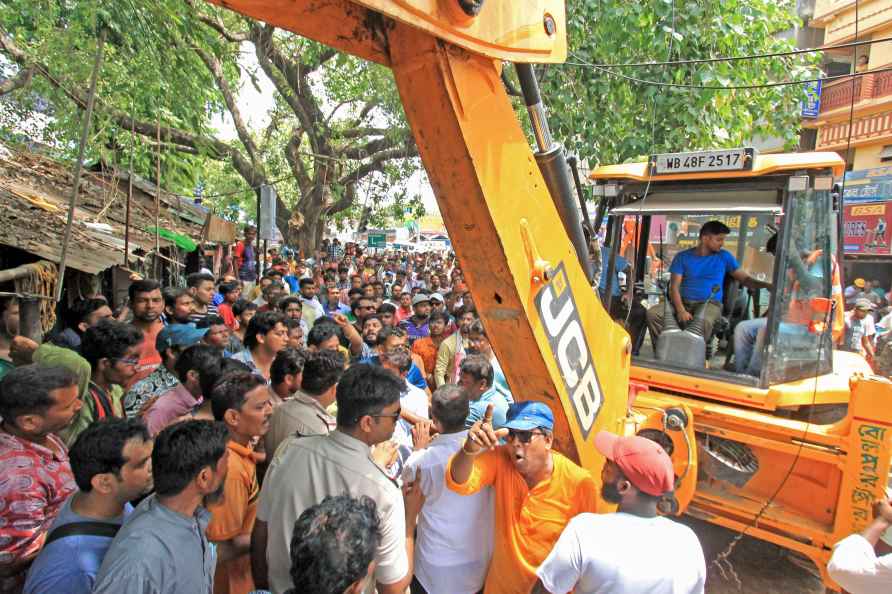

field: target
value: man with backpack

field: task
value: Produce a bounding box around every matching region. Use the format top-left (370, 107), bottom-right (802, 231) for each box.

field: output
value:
top-left (23, 418), bottom-right (154, 594)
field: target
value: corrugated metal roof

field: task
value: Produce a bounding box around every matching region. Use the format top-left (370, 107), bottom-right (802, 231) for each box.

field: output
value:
top-left (0, 145), bottom-right (206, 274)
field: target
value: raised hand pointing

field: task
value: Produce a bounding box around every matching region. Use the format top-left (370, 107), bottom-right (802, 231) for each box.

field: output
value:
top-left (463, 403), bottom-right (509, 456)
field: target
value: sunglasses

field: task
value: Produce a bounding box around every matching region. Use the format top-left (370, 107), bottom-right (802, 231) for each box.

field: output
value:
top-left (507, 429), bottom-right (546, 444)
top-left (368, 406), bottom-right (401, 421)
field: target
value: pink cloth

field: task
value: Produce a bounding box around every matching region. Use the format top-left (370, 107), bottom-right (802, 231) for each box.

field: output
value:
top-left (143, 384), bottom-right (202, 436)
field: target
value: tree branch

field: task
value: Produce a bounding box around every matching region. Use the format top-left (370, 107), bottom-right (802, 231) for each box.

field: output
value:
top-left (325, 99), bottom-right (354, 126)
top-left (325, 180), bottom-right (357, 216)
top-left (348, 100), bottom-right (379, 128)
top-left (196, 13), bottom-right (250, 43)
top-left (340, 129), bottom-right (413, 160)
top-left (341, 136), bottom-right (394, 160)
top-left (146, 141), bottom-right (201, 155)
top-left (194, 45), bottom-right (261, 165)
top-left (285, 130), bottom-right (312, 191)
top-left (337, 144), bottom-right (418, 188)
top-left (339, 126), bottom-right (389, 139)
top-left (307, 48), bottom-right (337, 73)
top-left (0, 66), bottom-right (34, 96)
top-left (250, 24), bottom-right (329, 155)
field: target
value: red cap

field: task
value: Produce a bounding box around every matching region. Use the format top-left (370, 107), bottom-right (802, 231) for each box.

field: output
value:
top-left (594, 432), bottom-right (674, 497)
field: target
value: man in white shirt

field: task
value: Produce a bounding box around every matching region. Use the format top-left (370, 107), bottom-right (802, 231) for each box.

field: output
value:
top-left (379, 348), bottom-right (430, 482)
top-left (298, 278), bottom-right (326, 330)
top-left (828, 497), bottom-right (892, 593)
top-left (843, 298), bottom-right (877, 361)
top-left (533, 431), bottom-right (706, 594)
top-left (402, 385), bottom-right (493, 594)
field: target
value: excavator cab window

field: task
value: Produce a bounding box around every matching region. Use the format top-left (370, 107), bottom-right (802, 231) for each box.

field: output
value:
top-left (599, 168), bottom-right (839, 389)
top-left (762, 185), bottom-right (836, 385)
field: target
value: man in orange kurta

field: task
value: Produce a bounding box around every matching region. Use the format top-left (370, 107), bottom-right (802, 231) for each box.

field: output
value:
top-left (446, 401), bottom-right (599, 594)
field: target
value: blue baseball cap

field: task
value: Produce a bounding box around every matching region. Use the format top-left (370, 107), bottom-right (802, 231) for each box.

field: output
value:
top-left (504, 401), bottom-right (554, 431)
top-left (156, 323), bottom-right (208, 352)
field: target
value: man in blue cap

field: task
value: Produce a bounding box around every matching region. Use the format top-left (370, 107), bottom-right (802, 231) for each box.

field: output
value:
top-left (123, 323), bottom-right (208, 419)
top-left (446, 400), bottom-right (598, 594)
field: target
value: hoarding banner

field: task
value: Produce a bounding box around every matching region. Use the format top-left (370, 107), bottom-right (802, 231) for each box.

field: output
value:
top-left (843, 202), bottom-right (892, 255)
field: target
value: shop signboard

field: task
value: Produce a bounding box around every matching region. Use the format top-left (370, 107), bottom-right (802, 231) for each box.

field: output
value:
top-left (801, 80), bottom-right (822, 118)
top-left (367, 231), bottom-right (387, 248)
top-left (843, 202), bottom-right (892, 255)
top-left (843, 168), bottom-right (892, 203)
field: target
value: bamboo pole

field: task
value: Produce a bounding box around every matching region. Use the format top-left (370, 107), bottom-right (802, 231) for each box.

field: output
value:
top-left (124, 113), bottom-right (134, 266)
top-left (55, 27), bottom-right (107, 301)
top-left (155, 110), bottom-right (161, 277)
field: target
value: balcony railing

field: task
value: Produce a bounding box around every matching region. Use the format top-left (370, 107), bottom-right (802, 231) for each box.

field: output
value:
top-left (818, 71), bottom-right (892, 114)
top-left (821, 77), bottom-right (862, 112)
top-left (874, 70), bottom-right (892, 98)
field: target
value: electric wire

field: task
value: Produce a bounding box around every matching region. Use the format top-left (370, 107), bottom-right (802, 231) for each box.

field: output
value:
top-left (587, 34), bottom-right (891, 69)
top-left (568, 60), bottom-right (891, 91)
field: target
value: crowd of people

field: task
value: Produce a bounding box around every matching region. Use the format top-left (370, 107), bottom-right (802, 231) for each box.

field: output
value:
top-left (842, 277), bottom-right (892, 373)
top-left (0, 226), bottom-right (709, 594)
top-left (0, 224), bottom-right (889, 593)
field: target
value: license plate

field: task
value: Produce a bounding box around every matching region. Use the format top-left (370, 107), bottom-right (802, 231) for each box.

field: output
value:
top-left (652, 149), bottom-right (752, 175)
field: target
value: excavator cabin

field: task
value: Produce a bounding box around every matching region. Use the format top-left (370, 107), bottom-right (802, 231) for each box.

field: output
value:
top-left (590, 149), bottom-right (871, 416)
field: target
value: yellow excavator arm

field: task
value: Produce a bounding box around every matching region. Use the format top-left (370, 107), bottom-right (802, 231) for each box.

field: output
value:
top-left (204, 0), bottom-right (632, 471)
top-left (203, 1), bottom-right (892, 590)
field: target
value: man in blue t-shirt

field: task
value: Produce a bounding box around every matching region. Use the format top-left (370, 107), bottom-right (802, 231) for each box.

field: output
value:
top-left (24, 418), bottom-right (154, 594)
top-left (646, 220), bottom-right (771, 346)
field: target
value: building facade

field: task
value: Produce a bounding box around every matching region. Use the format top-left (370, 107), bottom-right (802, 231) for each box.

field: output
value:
top-left (805, 0), bottom-right (892, 284)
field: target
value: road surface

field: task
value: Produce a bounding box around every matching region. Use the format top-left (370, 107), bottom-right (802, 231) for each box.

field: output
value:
top-left (681, 516), bottom-right (827, 594)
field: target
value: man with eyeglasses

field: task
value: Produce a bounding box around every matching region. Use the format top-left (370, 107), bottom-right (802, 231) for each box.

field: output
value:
top-left (446, 401), bottom-right (598, 594)
top-left (252, 364), bottom-right (421, 594)
top-left (52, 320), bottom-right (144, 445)
top-left (351, 296), bottom-right (378, 335)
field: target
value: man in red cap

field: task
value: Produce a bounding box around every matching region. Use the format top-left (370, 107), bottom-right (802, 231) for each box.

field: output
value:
top-left (532, 431), bottom-right (706, 594)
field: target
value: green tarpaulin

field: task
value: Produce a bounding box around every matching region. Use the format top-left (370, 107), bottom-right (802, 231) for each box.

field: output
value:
top-left (147, 227), bottom-right (198, 252)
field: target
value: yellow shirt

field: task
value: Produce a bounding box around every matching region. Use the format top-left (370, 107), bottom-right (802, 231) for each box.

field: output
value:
top-left (446, 448), bottom-right (598, 594)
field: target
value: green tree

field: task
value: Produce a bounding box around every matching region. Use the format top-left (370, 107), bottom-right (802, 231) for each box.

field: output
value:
top-left (537, 0), bottom-right (815, 166)
top-left (0, 0), bottom-right (418, 253)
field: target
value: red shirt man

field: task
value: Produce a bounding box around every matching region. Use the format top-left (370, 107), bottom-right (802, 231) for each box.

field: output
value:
top-left (127, 280), bottom-right (165, 388)
top-left (0, 365), bottom-right (82, 592)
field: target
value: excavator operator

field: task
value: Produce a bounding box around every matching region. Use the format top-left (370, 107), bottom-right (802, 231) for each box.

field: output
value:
top-left (646, 220), bottom-right (772, 348)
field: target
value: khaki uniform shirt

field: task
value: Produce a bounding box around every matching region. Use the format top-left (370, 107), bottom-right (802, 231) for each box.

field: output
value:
top-left (257, 431), bottom-right (408, 594)
top-left (263, 391), bottom-right (335, 459)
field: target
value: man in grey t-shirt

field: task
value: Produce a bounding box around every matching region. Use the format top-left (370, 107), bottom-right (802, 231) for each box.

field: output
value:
top-left (93, 421), bottom-right (230, 594)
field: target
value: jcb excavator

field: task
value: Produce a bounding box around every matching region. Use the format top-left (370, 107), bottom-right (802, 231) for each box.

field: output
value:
top-left (202, 0), bottom-right (892, 589)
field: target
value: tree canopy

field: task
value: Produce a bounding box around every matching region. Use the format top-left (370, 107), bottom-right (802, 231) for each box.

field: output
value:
top-left (0, 0), bottom-right (814, 250)
top-left (537, 0), bottom-right (814, 167)
top-left (0, 0), bottom-right (420, 252)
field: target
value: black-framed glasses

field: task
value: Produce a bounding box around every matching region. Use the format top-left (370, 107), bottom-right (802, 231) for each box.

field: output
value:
top-left (369, 406), bottom-right (401, 421)
top-left (507, 429), bottom-right (546, 444)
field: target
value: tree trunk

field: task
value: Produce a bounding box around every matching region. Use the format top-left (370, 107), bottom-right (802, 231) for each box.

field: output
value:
top-left (294, 217), bottom-right (318, 256)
